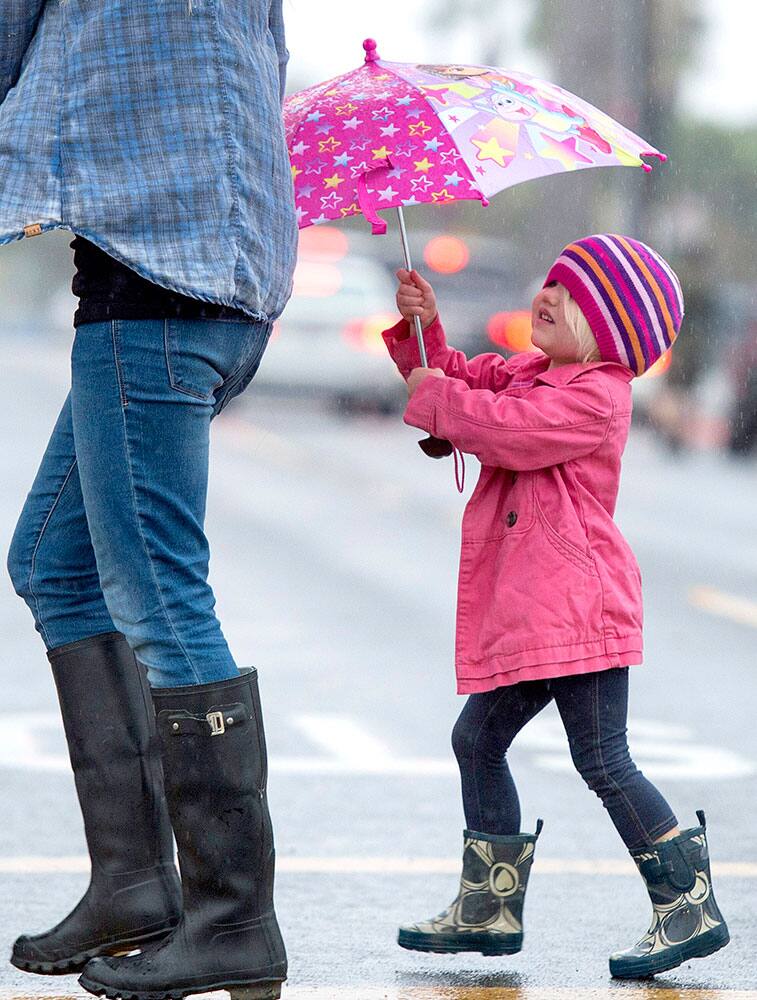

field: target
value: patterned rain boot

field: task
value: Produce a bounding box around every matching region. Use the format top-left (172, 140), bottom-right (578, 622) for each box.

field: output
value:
top-left (610, 811), bottom-right (730, 978)
top-left (11, 632), bottom-right (181, 975)
top-left (398, 821), bottom-right (543, 955)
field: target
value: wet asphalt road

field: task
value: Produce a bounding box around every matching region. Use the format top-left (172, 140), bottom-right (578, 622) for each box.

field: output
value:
top-left (0, 326), bottom-right (756, 998)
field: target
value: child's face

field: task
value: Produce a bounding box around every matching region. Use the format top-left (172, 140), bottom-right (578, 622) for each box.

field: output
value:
top-left (530, 281), bottom-right (579, 365)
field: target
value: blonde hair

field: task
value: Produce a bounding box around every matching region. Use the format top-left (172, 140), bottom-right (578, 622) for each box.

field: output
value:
top-left (564, 293), bottom-right (601, 364)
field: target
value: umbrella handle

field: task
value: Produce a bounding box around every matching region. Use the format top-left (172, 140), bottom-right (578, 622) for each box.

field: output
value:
top-left (396, 207), bottom-right (454, 460)
top-left (410, 310), bottom-right (453, 459)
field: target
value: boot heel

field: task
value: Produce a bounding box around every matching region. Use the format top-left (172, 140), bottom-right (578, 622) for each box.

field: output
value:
top-left (229, 985), bottom-right (282, 1000)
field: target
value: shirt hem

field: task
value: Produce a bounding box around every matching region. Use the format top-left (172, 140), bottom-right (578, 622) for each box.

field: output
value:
top-left (0, 222), bottom-right (271, 323)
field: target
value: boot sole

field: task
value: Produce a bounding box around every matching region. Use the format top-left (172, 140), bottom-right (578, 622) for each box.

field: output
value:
top-left (398, 928), bottom-right (522, 956)
top-left (78, 973), bottom-right (283, 1000)
top-left (10, 923), bottom-right (178, 977)
top-left (609, 924), bottom-right (730, 979)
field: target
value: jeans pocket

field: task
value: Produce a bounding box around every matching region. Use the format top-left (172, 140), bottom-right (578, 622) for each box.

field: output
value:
top-left (214, 326), bottom-right (272, 415)
top-left (164, 318), bottom-right (269, 402)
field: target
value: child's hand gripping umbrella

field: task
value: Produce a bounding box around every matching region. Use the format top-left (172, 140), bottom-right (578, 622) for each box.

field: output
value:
top-left (284, 39), bottom-right (666, 456)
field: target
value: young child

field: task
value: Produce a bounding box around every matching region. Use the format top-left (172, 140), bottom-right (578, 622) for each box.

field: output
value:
top-left (382, 235), bottom-right (729, 979)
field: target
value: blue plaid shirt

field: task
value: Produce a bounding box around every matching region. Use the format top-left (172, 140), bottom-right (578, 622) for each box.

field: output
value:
top-left (0, 0), bottom-right (297, 322)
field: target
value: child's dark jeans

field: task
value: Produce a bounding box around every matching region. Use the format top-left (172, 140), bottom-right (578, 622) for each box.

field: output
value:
top-left (452, 666), bottom-right (678, 852)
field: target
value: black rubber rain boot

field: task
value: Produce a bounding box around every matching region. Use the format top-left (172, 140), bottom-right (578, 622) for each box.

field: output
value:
top-left (79, 667), bottom-right (286, 1000)
top-left (11, 632), bottom-right (182, 975)
top-left (398, 821), bottom-right (543, 955)
top-left (610, 811), bottom-right (730, 978)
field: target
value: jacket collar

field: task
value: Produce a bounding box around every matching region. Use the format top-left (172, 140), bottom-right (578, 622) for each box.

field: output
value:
top-left (533, 357), bottom-right (634, 387)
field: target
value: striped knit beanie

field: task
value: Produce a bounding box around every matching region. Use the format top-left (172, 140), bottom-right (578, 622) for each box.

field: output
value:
top-left (544, 235), bottom-right (684, 376)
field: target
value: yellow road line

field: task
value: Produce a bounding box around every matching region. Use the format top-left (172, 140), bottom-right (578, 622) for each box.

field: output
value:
top-left (2, 856), bottom-right (756, 877)
top-left (275, 857), bottom-right (757, 877)
top-left (2, 991), bottom-right (756, 1000)
top-left (276, 992), bottom-right (757, 1000)
top-left (689, 586), bottom-right (757, 629)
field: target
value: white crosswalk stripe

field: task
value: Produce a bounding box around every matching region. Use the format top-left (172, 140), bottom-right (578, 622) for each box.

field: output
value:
top-left (0, 712), bottom-right (752, 780)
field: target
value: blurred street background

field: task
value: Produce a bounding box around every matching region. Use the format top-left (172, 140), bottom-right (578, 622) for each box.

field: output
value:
top-left (1, 0), bottom-right (756, 997)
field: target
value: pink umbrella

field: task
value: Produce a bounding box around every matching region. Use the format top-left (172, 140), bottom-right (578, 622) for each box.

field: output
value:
top-left (284, 39), bottom-right (666, 454)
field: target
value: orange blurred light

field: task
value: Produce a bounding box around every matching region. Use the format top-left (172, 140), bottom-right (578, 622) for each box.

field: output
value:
top-left (297, 225), bottom-right (349, 262)
top-left (641, 349), bottom-right (673, 378)
top-left (424, 235), bottom-right (470, 275)
top-left (291, 260), bottom-right (343, 298)
top-left (487, 310), bottom-right (537, 353)
top-left (342, 313), bottom-right (397, 355)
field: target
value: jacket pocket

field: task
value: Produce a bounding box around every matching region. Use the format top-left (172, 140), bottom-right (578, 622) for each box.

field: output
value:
top-left (461, 526), bottom-right (605, 669)
top-left (535, 495), bottom-right (597, 576)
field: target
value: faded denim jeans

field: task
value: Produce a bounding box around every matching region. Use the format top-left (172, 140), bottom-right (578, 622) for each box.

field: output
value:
top-left (7, 317), bottom-right (271, 687)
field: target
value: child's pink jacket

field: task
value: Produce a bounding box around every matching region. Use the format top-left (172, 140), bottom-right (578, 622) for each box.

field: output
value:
top-left (383, 316), bottom-right (643, 694)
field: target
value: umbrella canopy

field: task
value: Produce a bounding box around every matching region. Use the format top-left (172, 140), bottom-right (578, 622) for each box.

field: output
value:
top-left (284, 38), bottom-right (666, 235)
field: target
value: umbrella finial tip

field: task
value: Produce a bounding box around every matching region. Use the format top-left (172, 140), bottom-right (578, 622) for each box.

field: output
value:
top-left (641, 162), bottom-right (653, 173)
top-left (363, 38), bottom-right (379, 63)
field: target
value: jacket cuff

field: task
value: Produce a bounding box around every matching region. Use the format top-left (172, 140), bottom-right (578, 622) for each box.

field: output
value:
top-left (381, 314), bottom-right (447, 377)
top-left (403, 373), bottom-right (453, 434)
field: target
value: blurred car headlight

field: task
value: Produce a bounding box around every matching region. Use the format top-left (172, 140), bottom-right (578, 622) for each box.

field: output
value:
top-left (641, 349), bottom-right (673, 378)
top-left (297, 225), bottom-right (349, 262)
top-left (487, 310), bottom-right (537, 353)
top-left (342, 312), bottom-right (399, 355)
top-left (424, 235), bottom-right (470, 275)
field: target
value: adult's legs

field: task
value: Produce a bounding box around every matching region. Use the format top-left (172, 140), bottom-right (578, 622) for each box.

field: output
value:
top-left (7, 399), bottom-right (180, 975)
top-left (68, 317), bottom-right (287, 998)
top-left (69, 317), bottom-right (271, 687)
top-left (552, 667), bottom-right (678, 851)
top-left (451, 681), bottom-right (553, 834)
top-left (7, 310), bottom-right (271, 957)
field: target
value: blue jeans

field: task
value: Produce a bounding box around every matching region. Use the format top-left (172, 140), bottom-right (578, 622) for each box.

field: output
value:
top-left (7, 318), bottom-right (271, 687)
top-left (451, 667), bottom-right (678, 852)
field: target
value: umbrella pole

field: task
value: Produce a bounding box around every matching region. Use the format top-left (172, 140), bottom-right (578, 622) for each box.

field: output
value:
top-left (396, 207), bottom-right (429, 367)
top-left (395, 207), bottom-right (453, 461)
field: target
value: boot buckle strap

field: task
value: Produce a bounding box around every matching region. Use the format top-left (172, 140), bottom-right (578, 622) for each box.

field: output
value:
top-left (637, 856), bottom-right (672, 883)
top-left (161, 703), bottom-right (249, 736)
top-left (206, 711), bottom-right (226, 736)
top-left (638, 852), bottom-right (696, 892)
top-left (204, 703), bottom-right (248, 734)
